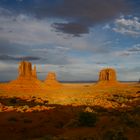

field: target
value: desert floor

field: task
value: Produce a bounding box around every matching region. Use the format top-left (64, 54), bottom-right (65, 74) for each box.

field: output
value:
top-left (0, 82), bottom-right (140, 140)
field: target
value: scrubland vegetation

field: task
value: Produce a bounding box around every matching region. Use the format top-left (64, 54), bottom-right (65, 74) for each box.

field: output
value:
top-left (0, 82), bottom-right (140, 139)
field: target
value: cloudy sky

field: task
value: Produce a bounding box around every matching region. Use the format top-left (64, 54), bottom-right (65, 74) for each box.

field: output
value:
top-left (0, 0), bottom-right (140, 81)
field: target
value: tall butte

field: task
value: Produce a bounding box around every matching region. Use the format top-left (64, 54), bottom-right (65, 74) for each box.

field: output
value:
top-left (6, 61), bottom-right (43, 92)
top-left (45, 72), bottom-right (61, 88)
top-left (97, 68), bottom-right (119, 86)
top-left (18, 61), bottom-right (37, 80)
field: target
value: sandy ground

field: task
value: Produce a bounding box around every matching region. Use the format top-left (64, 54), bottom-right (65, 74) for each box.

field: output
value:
top-left (0, 82), bottom-right (140, 140)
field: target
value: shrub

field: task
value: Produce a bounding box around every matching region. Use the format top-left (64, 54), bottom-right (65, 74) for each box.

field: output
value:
top-left (9, 97), bottom-right (17, 104)
top-left (103, 130), bottom-right (128, 140)
top-left (23, 118), bottom-right (32, 123)
top-left (78, 112), bottom-right (98, 127)
top-left (8, 116), bottom-right (18, 122)
top-left (121, 113), bottom-right (138, 127)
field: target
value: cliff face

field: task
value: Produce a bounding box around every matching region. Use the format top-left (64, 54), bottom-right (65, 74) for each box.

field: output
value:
top-left (99, 68), bottom-right (117, 82)
top-left (4, 61), bottom-right (43, 92)
top-left (0, 61), bottom-right (62, 92)
top-left (95, 68), bottom-right (119, 87)
top-left (46, 72), bottom-right (57, 81)
top-left (32, 65), bottom-right (37, 78)
top-left (18, 61), bottom-right (37, 79)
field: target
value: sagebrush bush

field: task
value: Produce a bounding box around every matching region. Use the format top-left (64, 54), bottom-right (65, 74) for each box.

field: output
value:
top-left (78, 112), bottom-right (98, 127)
top-left (103, 130), bottom-right (128, 140)
top-left (8, 116), bottom-right (18, 122)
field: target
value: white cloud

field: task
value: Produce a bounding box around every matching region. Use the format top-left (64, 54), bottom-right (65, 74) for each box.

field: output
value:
top-left (113, 16), bottom-right (140, 37)
top-left (128, 44), bottom-right (140, 52)
top-left (0, 7), bottom-right (140, 81)
top-left (103, 24), bottom-right (111, 30)
top-left (115, 44), bottom-right (140, 56)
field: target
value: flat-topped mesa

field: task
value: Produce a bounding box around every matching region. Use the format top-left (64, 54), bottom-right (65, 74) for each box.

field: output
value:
top-left (96, 68), bottom-right (120, 87)
top-left (98, 68), bottom-right (117, 83)
top-left (18, 61), bottom-right (37, 80)
top-left (45, 72), bottom-right (61, 87)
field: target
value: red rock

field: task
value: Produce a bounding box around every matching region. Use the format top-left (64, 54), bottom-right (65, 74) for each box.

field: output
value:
top-left (1, 61), bottom-right (44, 92)
top-left (99, 68), bottom-right (117, 82)
top-left (18, 61), bottom-right (37, 79)
top-left (45, 72), bottom-right (61, 87)
top-left (32, 65), bottom-right (37, 78)
top-left (94, 68), bottom-right (120, 87)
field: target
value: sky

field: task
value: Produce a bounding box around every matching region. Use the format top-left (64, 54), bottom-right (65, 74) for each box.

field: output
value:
top-left (0, 0), bottom-right (140, 81)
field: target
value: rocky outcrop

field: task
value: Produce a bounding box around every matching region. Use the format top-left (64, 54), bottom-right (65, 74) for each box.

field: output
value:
top-left (0, 61), bottom-right (63, 92)
top-left (99, 68), bottom-right (117, 82)
top-left (95, 68), bottom-right (119, 87)
top-left (4, 61), bottom-right (43, 92)
top-left (45, 72), bottom-right (61, 87)
top-left (32, 65), bottom-right (37, 78)
top-left (18, 61), bottom-right (37, 79)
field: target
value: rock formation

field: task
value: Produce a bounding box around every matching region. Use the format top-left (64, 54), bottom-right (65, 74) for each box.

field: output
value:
top-left (18, 61), bottom-right (37, 79)
top-left (0, 61), bottom-right (62, 92)
top-left (32, 65), bottom-right (37, 78)
top-left (45, 72), bottom-right (61, 87)
top-left (99, 68), bottom-right (117, 82)
top-left (96, 68), bottom-right (119, 86)
top-left (3, 61), bottom-right (44, 92)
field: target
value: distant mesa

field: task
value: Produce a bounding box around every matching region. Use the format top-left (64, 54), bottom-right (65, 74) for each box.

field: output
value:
top-left (3, 61), bottom-right (43, 92)
top-left (45, 72), bottom-right (61, 87)
top-left (99, 68), bottom-right (117, 82)
top-left (97, 68), bottom-right (119, 86)
top-left (0, 61), bottom-right (122, 92)
top-left (0, 61), bottom-right (61, 92)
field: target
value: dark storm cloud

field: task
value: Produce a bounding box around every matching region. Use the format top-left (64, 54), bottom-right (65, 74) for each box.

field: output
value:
top-left (0, 39), bottom-right (41, 63)
top-left (0, 0), bottom-right (128, 36)
top-left (126, 0), bottom-right (140, 16)
top-left (0, 38), bottom-right (70, 65)
top-left (20, 56), bottom-right (41, 61)
top-left (0, 54), bottom-right (40, 61)
top-left (33, 0), bottom-right (127, 36)
top-left (52, 22), bottom-right (89, 36)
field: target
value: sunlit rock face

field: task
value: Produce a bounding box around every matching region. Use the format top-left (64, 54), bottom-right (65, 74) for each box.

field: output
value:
top-left (32, 65), bottom-right (37, 78)
top-left (2, 61), bottom-right (43, 92)
top-left (0, 61), bottom-right (62, 92)
top-left (96, 68), bottom-right (119, 87)
top-left (46, 72), bottom-right (57, 81)
top-left (18, 61), bottom-right (37, 80)
top-left (99, 68), bottom-right (117, 82)
top-left (45, 72), bottom-right (61, 87)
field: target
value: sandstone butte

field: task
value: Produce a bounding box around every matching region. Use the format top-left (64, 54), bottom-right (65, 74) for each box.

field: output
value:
top-left (3, 61), bottom-right (43, 92)
top-left (0, 61), bottom-right (61, 92)
top-left (0, 61), bottom-right (122, 93)
top-left (45, 72), bottom-right (61, 87)
top-left (96, 68), bottom-right (120, 86)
